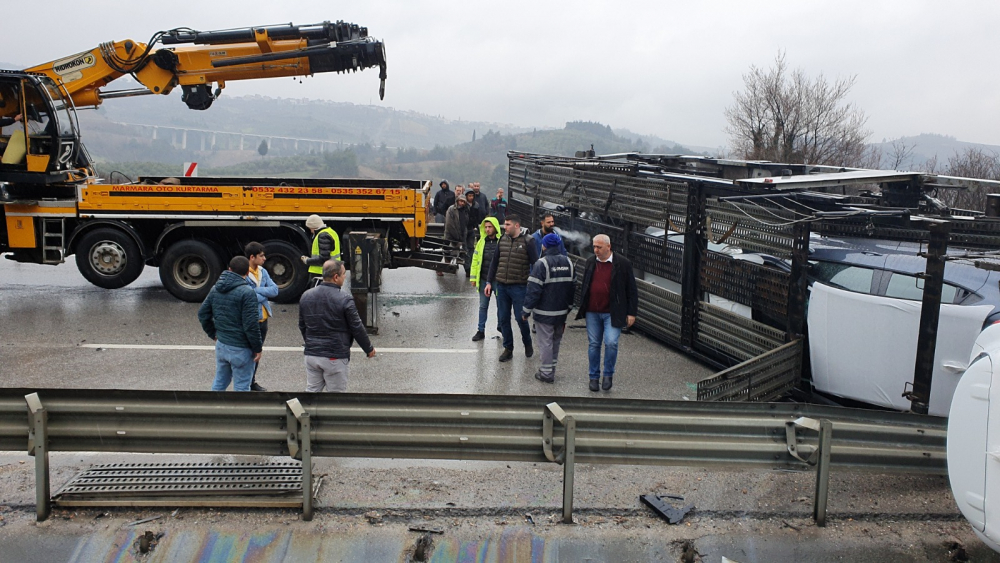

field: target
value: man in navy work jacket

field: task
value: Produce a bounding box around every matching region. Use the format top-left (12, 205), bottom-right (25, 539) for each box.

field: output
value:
top-left (575, 234), bottom-right (638, 392)
top-left (198, 256), bottom-right (263, 392)
top-left (522, 232), bottom-right (576, 384)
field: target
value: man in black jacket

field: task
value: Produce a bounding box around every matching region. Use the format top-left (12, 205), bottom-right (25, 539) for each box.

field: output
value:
top-left (299, 260), bottom-right (376, 392)
top-left (575, 234), bottom-right (638, 392)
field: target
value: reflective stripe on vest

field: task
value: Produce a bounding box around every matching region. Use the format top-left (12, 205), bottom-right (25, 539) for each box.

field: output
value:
top-left (308, 227), bottom-right (341, 275)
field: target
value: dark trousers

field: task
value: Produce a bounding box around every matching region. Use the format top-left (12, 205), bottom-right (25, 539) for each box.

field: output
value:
top-left (496, 282), bottom-right (531, 350)
top-left (465, 231), bottom-right (477, 275)
top-left (252, 319), bottom-right (268, 383)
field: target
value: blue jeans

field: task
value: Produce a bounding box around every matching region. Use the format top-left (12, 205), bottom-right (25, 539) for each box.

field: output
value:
top-left (213, 341), bottom-right (255, 391)
top-left (586, 312), bottom-right (621, 380)
top-left (496, 282), bottom-right (531, 350)
top-left (477, 282), bottom-right (494, 333)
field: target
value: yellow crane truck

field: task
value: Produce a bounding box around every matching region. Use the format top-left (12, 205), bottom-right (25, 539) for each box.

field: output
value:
top-left (0, 21), bottom-right (441, 303)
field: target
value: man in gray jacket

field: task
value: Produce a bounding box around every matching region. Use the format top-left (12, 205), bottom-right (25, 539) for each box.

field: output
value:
top-left (444, 195), bottom-right (469, 276)
top-left (299, 260), bottom-right (376, 392)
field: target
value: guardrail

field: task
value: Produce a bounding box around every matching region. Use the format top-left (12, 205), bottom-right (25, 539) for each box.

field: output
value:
top-left (0, 388), bottom-right (947, 526)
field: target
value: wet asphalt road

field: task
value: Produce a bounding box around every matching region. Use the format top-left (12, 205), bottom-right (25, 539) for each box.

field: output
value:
top-left (1, 259), bottom-right (998, 561)
top-left (0, 259), bottom-right (712, 397)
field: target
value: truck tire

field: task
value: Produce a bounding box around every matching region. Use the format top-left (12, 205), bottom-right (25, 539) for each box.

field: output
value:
top-left (159, 239), bottom-right (223, 302)
top-left (263, 239), bottom-right (309, 303)
top-left (74, 228), bottom-right (145, 289)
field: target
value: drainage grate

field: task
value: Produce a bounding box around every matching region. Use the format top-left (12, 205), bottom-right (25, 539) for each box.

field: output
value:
top-left (53, 462), bottom-right (316, 508)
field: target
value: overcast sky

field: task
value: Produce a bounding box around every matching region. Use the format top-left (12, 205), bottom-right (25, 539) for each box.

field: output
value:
top-left (4, 0), bottom-right (999, 149)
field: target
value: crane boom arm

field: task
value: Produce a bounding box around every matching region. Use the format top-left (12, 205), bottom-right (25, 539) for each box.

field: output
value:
top-left (23, 20), bottom-right (386, 111)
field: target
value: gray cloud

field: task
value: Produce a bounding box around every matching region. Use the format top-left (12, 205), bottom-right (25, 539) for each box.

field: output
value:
top-left (5, 0), bottom-right (998, 147)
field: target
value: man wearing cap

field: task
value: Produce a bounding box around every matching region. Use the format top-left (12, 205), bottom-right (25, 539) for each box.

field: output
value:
top-left (522, 233), bottom-right (575, 383)
top-left (432, 180), bottom-right (455, 223)
top-left (443, 193), bottom-right (469, 276)
top-left (301, 215), bottom-right (340, 287)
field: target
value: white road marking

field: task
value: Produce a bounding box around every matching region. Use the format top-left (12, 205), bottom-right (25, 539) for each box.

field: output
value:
top-left (81, 344), bottom-right (477, 354)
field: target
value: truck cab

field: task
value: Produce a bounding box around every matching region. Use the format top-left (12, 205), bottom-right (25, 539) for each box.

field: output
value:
top-left (0, 71), bottom-right (90, 193)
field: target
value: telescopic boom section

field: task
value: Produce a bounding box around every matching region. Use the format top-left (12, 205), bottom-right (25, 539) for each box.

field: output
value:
top-left (23, 20), bottom-right (387, 111)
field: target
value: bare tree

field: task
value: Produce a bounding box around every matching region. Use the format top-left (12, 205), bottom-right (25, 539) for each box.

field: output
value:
top-left (939, 147), bottom-right (1000, 211)
top-left (887, 139), bottom-right (916, 170)
top-left (725, 52), bottom-right (871, 167)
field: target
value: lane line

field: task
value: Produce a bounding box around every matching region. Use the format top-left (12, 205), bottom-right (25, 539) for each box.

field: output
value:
top-left (81, 344), bottom-right (477, 354)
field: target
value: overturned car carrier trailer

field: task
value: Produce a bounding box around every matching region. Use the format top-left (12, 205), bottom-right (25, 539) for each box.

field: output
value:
top-left (506, 151), bottom-right (1000, 408)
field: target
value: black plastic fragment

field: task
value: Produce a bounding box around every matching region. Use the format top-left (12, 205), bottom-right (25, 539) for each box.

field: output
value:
top-left (640, 494), bottom-right (694, 524)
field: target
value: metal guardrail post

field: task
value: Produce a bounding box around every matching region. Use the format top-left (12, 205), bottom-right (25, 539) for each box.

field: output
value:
top-left (543, 402), bottom-right (577, 524)
top-left (286, 398), bottom-right (313, 521)
top-left (786, 417), bottom-right (834, 526)
top-left (25, 393), bottom-right (50, 522)
top-left (814, 419), bottom-right (833, 527)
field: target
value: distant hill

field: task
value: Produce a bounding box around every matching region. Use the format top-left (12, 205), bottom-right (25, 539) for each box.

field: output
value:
top-left (76, 92), bottom-right (531, 166)
top-left (869, 133), bottom-right (1000, 172)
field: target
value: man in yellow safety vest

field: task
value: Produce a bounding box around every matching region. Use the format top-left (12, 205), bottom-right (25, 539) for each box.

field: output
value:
top-left (300, 214), bottom-right (340, 287)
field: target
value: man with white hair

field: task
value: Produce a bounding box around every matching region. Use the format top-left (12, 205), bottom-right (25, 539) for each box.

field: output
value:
top-left (300, 214), bottom-right (340, 287)
top-left (575, 234), bottom-right (638, 392)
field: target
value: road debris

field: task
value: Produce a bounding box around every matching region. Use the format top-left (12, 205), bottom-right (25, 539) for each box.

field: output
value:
top-left (364, 511), bottom-right (383, 525)
top-left (640, 494), bottom-right (694, 524)
top-left (407, 524), bottom-right (443, 534)
top-left (125, 515), bottom-right (162, 527)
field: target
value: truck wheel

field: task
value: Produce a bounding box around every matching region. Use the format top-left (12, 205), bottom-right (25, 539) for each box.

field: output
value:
top-left (159, 240), bottom-right (223, 302)
top-left (75, 228), bottom-right (145, 289)
top-left (264, 240), bottom-right (309, 303)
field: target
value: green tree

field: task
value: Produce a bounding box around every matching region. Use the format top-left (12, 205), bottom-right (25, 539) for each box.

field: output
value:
top-left (322, 150), bottom-right (359, 177)
top-left (257, 139), bottom-right (269, 158)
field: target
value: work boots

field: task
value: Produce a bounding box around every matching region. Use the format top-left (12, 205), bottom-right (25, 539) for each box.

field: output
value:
top-left (498, 348), bottom-right (514, 362)
top-left (589, 379), bottom-right (600, 392)
top-left (534, 371), bottom-right (554, 384)
top-left (602, 376), bottom-right (613, 391)
top-left (472, 331), bottom-right (485, 342)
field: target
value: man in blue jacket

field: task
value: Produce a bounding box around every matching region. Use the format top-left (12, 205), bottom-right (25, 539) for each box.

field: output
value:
top-left (522, 233), bottom-right (576, 383)
top-left (198, 256), bottom-right (263, 392)
top-left (245, 242), bottom-right (279, 391)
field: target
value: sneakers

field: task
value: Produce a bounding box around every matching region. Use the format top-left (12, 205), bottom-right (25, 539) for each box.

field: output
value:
top-left (525, 345), bottom-right (534, 358)
top-left (534, 371), bottom-right (554, 384)
top-left (250, 382), bottom-right (268, 392)
top-left (589, 379), bottom-right (600, 392)
top-left (472, 331), bottom-right (485, 342)
top-left (498, 348), bottom-right (514, 362)
top-left (601, 376), bottom-right (613, 391)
